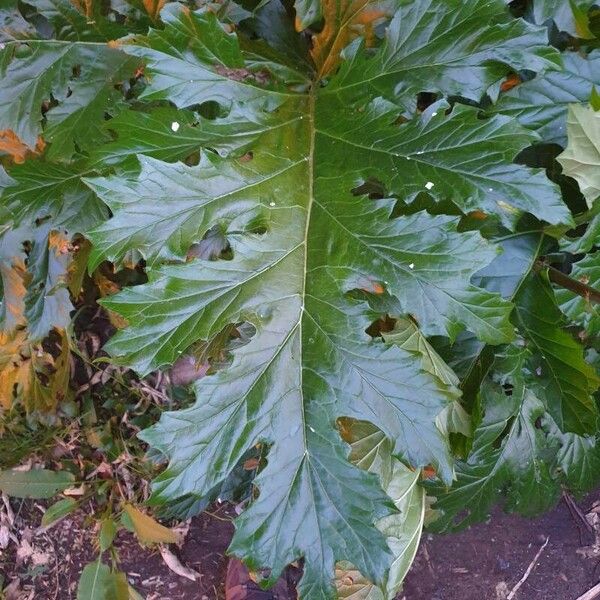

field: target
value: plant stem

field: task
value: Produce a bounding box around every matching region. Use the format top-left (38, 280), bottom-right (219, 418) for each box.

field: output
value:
top-left (535, 261), bottom-right (600, 304)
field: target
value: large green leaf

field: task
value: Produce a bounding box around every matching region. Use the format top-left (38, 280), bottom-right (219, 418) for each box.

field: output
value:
top-left (0, 41), bottom-right (137, 152)
top-left (79, 3), bottom-right (574, 595)
top-left (561, 211), bottom-right (600, 253)
top-left (513, 273), bottom-right (600, 434)
top-left (89, 157), bottom-right (514, 354)
top-left (546, 416), bottom-right (600, 496)
top-left (427, 362), bottom-right (560, 532)
top-left (328, 0), bottom-right (561, 108)
top-left (558, 104), bottom-right (600, 207)
top-left (492, 51), bottom-right (600, 146)
top-left (23, 227), bottom-right (74, 341)
top-left (0, 160), bottom-right (107, 233)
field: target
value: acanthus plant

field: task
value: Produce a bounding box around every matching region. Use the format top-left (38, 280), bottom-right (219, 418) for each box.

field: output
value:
top-left (1, 0), bottom-right (600, 596)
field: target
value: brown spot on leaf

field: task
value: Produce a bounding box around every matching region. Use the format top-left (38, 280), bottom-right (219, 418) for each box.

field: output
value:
top-left (214, 65), bottom-right (270, 86)
top-left (422, 465), bottom-right (437, 480)
top-left (243, 458), bottom-right (260, 471)
top-left (467, 210), bottom-right (488, 221)
top-left (336, 417), bottom-right (353, 442)
top-left (355, 275), bottom-right (385, 295)
top-left (500, 73), bottom-right (521, 93)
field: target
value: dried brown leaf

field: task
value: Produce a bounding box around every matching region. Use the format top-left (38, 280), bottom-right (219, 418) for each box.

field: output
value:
top-left (310, 0), bottom-right (392, 77)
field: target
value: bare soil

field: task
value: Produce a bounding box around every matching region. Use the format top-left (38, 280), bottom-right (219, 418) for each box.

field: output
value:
top-left (3, 491), bottom-right (600, 599)
top-left (403, 489), bottom-right (600, 600)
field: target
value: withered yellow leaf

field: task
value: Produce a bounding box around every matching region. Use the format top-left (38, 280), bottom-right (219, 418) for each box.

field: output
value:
top-left (0, 330), bottom-right (31, 409)
top-left (124, 504), bottom-right (180, 545)
top-left (0, 257), bottom-right (28, 332)
top-left (94, 271), bottom-right (129, 329)
top-left (67, 238), bottom-right (92, 297)
top-left (143, 0), bottom-right (167, 20)
top-left (0, 130), bottom-right (44, 164)
top-left (0, 329), bottom-right (72, 413)
top-left (28, 329), bottom-right (72, 414)
top-left (311, 0), bottom-right (392, 77)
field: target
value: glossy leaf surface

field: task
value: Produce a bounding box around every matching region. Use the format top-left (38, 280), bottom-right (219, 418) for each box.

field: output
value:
top-left (1, 0), bottom-right (600, 597)
top-left (559, 104), bottom-right (600, 207)
top-left (492, 51), bottom-right (600, 145)
top-left (81, 2), bottom-right (575, 595)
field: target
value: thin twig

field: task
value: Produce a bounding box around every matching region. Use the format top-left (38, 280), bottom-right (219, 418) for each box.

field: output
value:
top-left (506, 536), bottom-right (549, 600)
top-left (577, 582), bottom-right (600, 600)
top-left (421, 543), bottom-right (436, 580)
top-left (203, 509), bottom-right (232, 523)
top-left (535, 261), bottom-right (600, 304)
top-left (563, 490), bottom-right (595, 544)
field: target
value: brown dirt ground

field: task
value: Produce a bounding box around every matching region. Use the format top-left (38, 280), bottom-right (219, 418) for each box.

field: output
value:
top-left (403, 489), bottom-right (600, 600)
top-left (0, 503), bottom-right (234, 600)
top-left (3, 490), bottom-right (600, 599)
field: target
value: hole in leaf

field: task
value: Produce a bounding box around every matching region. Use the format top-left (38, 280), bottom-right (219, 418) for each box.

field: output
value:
top-left (206, 322), bottom-right (257, 372)
top-left (351, 177), bottom-right (387, 200)
top-left (34, 215), bottom-right (52, 227)
top-left (214, 65), bottom-right (271, 87)
top-left (493, 416), bottom-right (515, 449)
top-left (416, 92), bottom-right (438, 112)
top-left (197, 101), bottom-right (222, 120)
top-left (184, 150), bottom-right (201, 166)
top-left (187, 226), bottom-right (230, 261)
top-left (350, 275), bottom-right (387, 297)
top-left (508, 0), bottom-right (527, 17)
top-left (365, 315), bottom-right (395, 338)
